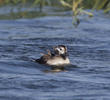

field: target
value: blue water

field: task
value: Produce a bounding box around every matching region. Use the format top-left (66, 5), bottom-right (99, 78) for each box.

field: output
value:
top-left (0, 10), bottom-right (110, 100)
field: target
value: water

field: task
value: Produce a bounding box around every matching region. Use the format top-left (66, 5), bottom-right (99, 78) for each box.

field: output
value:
top-left (0, 9), bottom-right (110, 100)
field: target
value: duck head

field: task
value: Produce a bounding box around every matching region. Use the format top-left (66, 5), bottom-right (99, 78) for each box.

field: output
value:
top-left (53, 45), bottom-right (68, 59)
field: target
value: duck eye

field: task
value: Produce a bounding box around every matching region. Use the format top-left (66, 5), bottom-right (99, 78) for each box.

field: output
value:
top-left (60, 48), bottom-right (62, 50)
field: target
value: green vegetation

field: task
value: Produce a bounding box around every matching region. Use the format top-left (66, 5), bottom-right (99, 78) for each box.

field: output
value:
top-left (0, 0), bottom-right (110, 26)
top-left (59, 0), bottom-right (110, 26)
top-left (0, 0), bottom-right (110, 12)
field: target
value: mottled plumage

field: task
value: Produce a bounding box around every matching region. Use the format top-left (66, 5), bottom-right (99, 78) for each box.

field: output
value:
top-left (36, 45), bottom-right (70, 66)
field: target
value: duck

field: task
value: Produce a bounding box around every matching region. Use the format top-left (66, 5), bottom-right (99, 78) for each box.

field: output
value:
top-left (35, 45), bottom-right (70, 66)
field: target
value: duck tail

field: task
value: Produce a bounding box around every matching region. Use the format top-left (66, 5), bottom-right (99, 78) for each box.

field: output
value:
top-left (29, 58), bottom-right (37, 62)
top-left (35, 59), bottom-right (40, 63)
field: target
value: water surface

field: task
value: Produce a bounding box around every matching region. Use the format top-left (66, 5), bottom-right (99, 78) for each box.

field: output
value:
top-left (0, 10), bottom-right (110, 100)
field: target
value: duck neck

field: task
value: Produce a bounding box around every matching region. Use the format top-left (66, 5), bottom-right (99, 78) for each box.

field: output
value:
top-left (60, 53), bottom-right (68, 60)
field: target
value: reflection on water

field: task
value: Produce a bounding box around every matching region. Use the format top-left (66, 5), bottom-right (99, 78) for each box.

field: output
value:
top-left (0, 7), bottom-right (110, 100)
top-left (0, 6), bottom-right (70, 19)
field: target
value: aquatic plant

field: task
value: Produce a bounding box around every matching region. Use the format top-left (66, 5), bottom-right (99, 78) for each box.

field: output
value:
top-left (60, 0), bottom-right (93, 27)
top-left (0, 0), bottom-right (110, 12)
top-left (92, 0), bottom-right (110, 13)
top-left (0, 0), bottom-right (110, 26)
top-left (60, 0), bottom-right (110, 26)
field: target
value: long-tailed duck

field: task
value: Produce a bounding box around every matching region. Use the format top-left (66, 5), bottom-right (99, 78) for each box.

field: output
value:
top-left (35, 45), bottom-right (70, 66)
